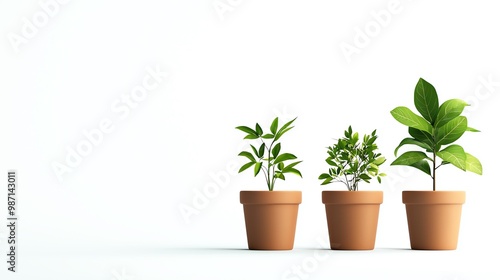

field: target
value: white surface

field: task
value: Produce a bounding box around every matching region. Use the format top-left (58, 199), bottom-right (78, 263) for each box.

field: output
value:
top-left (1, 0), bottom-right (500, 279)
top-left (9, 246), bottom-right (499, 280)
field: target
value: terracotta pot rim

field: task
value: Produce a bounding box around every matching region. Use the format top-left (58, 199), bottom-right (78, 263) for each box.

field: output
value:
top-left (402, 190), bottom-right (465, 192)
top-left (322, 190), bottom-right (383, 205)
top-left (322, 190), bottom-right (383, 192)
top-left (240, 190), bottom-right (302, 205)
top-left (403, 190), bottom-right (465, 205)
top-left (241, 190), bottom-right (302, 192)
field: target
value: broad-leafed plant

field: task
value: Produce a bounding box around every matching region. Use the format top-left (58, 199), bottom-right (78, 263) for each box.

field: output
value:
top-left (236, 117), bottom-right (302, 191)
top-left (318, 126), bottom-right (386, 191)
top-left (390, 78), bottom-right (483, 191)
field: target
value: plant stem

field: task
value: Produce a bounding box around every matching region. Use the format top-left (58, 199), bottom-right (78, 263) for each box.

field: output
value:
top-left (261, 138), bottom-right (274, 191)
top-left (268, 141), bottom-right (273, 191)
top-left (344, 174), bottom-right (351, 191)
top-left (271, 164), bottom-right (276, 191)
top-left (432, 151), bottom-right (436, 191)
top-left (262, 165), bottom-right (269, 188)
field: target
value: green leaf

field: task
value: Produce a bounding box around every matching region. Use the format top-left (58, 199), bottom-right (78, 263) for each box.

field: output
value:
top-left (275, 117), bottom-right (297, 140)
top-left (238, 151), bottom-right (256, 162)
top-left (250, 145), bottom-right (259, 157)
top-left (436, 144), bottom-right (466, 171)
top-left (258, 143), bottom-right (265, 158)
top-left (238, 162), bottom-right (255, 173)
top-left (272, 143), bottom-right (281, 158)
top-left (373, 156), bottom-right (386, 165)
top-left (352, 132), bottom-right (359, 144)
top-left (278, 117), bottom-right (297, 132)
top-left (262, 134), bottom-right (274, 139)
top-left (255, 123), bottom-right (263, 136)
top-left (236, 126), bottom-right (257, 136)
top-left (325, 157), bottom-right (336, 166)
top-left (244, 134), bottom-right (259, 140)
top-left (409, 127), bottom-right (434, 147)
top-left (435, 99), bottom-right (468, 127)
top-left (436, 116), bottom-right (467, 146)
top-left (282, 161), bottom-right (302, 173)
top-left (270, 118), bottom-right (278, 134)
top-left (390, 106), bottom-right (433, 134)
top-left (275, 127), bottom-right (294, 141)
top-left (366, 135), bottom-right (377, 145)
top-left (409, 160), bottom-right (431, 176)
top-left (466, 127), bottom-right (480, 132)
top-left (465, 153), bottom-right (482, 175)
top-left (275, 172), bottom-right (285, 180)
top-left (274, 153), bottom-right (297, 164)
top-left (283, 168), bottom-right (302, 177)
top-left (360, 174), bottom-right (371, 181)
top-left (394, 138), bottom-right (432, 156)
top-left (367, 165), bottom-right (378, 173)
top-left (391, 151), bottom-right (428, 166)
top-left (320, 177), bottom-right (333, 185)
top-left (254, 162), bottom-right (262, 176)
top-left (278, 162), bottom-right (284, 170)
top-left (318, 173), bottom-right (331, 180)
top-left (414, 78), bottom-right (439, 124)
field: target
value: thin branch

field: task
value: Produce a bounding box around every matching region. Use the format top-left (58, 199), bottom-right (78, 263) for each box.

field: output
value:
top-left (271, 164), bottom-right (277, 191)
top-left (432, 151), bottom-right (436, 191)
top-left (262, 167), bottom-right (269, 188)
top-left (344, 173), bottom-right (351, 191)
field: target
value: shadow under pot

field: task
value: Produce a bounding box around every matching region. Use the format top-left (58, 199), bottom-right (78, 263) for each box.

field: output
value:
top-left (240, 191), bottom-right (301, 250)
top-left (322, 191), bottom-right (383, 250)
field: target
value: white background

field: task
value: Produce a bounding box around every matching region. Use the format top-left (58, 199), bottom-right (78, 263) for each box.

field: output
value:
top-left (1, 0), bottom-right (499, 279)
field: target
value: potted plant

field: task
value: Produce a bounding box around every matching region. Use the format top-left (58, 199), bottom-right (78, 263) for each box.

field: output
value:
top-left (236, 117), bottom-right (303, 250)
top-left (390, 78), bottom-right (483, 250)
top-left (318, 126), bottom-right (386, 250)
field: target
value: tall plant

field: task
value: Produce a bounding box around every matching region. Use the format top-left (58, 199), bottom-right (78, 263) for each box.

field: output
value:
top-left (318, 126), bottom-right (386, 191)
top-left (390, 78), bottom-right (482, 191)
top-left (236, 117), bottom-right (302, 191)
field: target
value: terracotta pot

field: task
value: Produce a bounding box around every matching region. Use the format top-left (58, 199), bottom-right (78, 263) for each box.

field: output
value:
top-left (322, 191), bottom-right (383, 250)
top-left (240, 191), bottom-right (301, 250)
top-left (403, 191), bottom-right (465, 250)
